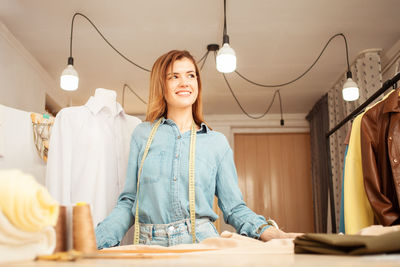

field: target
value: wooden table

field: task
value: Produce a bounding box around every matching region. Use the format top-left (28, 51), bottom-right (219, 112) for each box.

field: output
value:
top-left (2, 253), bottom-right (400, 267)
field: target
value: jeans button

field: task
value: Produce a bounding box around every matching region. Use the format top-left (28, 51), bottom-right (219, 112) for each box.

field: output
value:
top-left (167, 226), bottom-right (175, 234)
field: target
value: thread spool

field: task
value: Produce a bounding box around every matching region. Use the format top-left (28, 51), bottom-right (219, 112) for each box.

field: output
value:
top-left (72, 203), bottom-right (97, 253)
top-left (54, 205), bottom-right (67, 252)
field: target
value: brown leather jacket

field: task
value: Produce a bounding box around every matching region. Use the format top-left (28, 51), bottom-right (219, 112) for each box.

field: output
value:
top-left (361, 89), bottom-right (400, 226)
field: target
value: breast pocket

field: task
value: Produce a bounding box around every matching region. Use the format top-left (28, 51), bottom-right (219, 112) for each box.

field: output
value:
top-left (195, 156), bottom-right (217, 191)
top-left (140, 151), bottom-right (166, 184)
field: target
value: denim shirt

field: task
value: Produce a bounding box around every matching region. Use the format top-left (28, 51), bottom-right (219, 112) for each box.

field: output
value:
top-left (95, 118), bottom-right (267, 248)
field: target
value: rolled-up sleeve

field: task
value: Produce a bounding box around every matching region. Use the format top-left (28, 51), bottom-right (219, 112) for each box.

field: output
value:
top-left (215, 144), bottom-right (268, 239)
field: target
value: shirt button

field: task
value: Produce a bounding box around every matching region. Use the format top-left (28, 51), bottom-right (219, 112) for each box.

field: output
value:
top-left (389, 136), bottom-right (393, 141)
top-left (177, 135), bottom-right (181, 139)
top-left (394, 159), bottom-right (398, 163)
top-left (173, 177), bottom-right (177, 181)
top-left (175, 154), bottom-right (179, 158)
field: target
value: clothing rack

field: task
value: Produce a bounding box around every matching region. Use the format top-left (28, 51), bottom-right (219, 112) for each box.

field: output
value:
top-left (326, 72), bottom-right (400, 137)
top-left (323, 72), bottom-right (400, 233)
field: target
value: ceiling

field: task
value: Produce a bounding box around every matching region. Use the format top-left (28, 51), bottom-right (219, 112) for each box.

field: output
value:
top-left (1, 0), bottom-right (399, 117)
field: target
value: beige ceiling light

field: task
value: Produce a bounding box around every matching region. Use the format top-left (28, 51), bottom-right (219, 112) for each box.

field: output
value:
top-left (60, 56), bottom-right (79, 91)
top-left (59, 13), bottom-right (151, 92)
top-left (60, 13), bottom-right (82, 91)
top-left (341, 34), bottom-right (359, 101)
top-left (216, 0), bottom-right (236, 73)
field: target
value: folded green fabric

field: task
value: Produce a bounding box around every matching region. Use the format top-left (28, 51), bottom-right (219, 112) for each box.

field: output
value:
top-left (294, 231), bottom-right (400, 255)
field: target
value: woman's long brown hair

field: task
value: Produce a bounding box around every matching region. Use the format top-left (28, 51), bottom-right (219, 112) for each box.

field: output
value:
top-left (145, 50), bottom-right (206, 127)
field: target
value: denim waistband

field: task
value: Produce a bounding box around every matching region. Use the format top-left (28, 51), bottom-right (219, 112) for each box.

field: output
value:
top-left (138, 218), bottom-right (211, 237)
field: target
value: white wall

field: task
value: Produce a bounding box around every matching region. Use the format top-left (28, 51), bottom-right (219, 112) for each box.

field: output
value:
top-left (382, 39), bottom-right (400, 82)
top-left (205, 113), bottom-right (309, 148)
top-left (0, 20), bottom-right (68, 113)
top-left (0, 21), bottom-right (70, 186)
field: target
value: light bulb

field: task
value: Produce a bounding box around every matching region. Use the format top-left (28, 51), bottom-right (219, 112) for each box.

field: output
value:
top-left (342, 77), bottom-right (359, 101)
top-left (216, 43), bottom-right (237, 73)
top-left (60, 57), bottom-right (79, 91)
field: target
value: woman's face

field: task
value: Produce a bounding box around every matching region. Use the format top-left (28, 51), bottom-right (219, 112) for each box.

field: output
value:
top-left (164, 57), bottom-right (198, 111)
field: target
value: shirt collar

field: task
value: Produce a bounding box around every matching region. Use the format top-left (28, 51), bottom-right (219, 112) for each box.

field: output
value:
top-left (159, 117), bottom-right (210, 133)
top-left (85, 96), bottom-right (125, 117)
top-left (382, 89), bottom-right (400, 114)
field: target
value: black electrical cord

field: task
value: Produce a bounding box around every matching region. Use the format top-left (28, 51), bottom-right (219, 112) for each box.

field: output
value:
top-left (70, 13), bottom-right (212, 71)
top-left (197, 50), bottom-right (209, 65)
top-left (70, 12), bottom-right (212, 108)
top-left (199, 51), bottom-right (210, 71)
top-left (69, 13), bottom-right (151, 72)
top-left (122, 83), bottom-right (147, 108)
top-left (223, 0), bottom-right (227, 37)
top-left (214, 51), bottom-right (283, 120)
top-left (234, 33), bottom-right (350, 87)
top-left (277, 90), bottom-right (284, 125)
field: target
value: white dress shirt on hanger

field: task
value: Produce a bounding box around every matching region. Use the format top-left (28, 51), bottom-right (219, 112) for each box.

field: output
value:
top-left (45, 88), bottom-right (141, 228)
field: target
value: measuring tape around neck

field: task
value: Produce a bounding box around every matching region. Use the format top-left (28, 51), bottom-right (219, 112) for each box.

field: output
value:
top-left (133, 118), bottom-right (197, 244)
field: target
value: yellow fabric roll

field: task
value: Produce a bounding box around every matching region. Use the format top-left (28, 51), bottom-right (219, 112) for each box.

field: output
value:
top-left (344, 114), bottom-right (374, 234)
top-left (0, 169), bottom-right (59, 232)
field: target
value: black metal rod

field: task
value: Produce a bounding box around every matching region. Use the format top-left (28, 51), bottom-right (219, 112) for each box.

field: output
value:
top-left (326, 72), bottom-right (400, 137)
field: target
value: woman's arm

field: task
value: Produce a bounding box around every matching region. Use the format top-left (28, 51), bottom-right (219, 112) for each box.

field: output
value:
top-left (215, 141), bottom-right (302, 240)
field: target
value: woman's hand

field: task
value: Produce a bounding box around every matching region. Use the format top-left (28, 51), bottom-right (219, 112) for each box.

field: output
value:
top-left (260, 226), bottom-right (303, 242)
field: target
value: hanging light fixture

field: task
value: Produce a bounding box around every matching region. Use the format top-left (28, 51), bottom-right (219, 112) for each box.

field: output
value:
top-left (341, 35), bottom-right (359, 101)
top-left (60, 13), bottom-right (153, 92)
top-left (60, 14), bottom-right (80, 91)
top-left (216, 0), bottom-right (236, 73)
top-left (342, 70), bottom-right (359, 101)
top-left (60, 56), bottom-right (79, 91)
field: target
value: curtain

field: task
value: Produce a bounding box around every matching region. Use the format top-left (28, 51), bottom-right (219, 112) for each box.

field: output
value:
top-left (306, 94), bottom-right (330, 233)
top-left (327, 49), bottom-right (382, 233)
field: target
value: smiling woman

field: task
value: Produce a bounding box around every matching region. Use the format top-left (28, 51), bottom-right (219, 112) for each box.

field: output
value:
top-left (94, 50), bottom-right (301, 249)
top-left (164, 58), bottom-right (199, 119)
top-left (146, 50), bottom-right (204, 131)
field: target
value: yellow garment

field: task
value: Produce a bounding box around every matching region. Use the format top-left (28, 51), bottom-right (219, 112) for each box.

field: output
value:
top-left (344, 113), bottom-right (374, 234)
top-left (344, 90), bottom-right (395, 234)
top-left (0, 169), bottom-right (59, 232)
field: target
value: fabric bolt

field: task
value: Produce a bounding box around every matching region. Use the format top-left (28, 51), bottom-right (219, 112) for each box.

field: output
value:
top-left (344, 114), bottom-right (374, 234)
top-left (294, 231), bottom-right (400, 255)
top-left (0, 169), bottom-right (59, 232)
top-left (0, 169), bottom-right (58, 263)
top-left (0, 104), bottom-right (47, 185)
top-left (45, 96), bottom-right (141, 228)
top-left (361, 89), bottom-right (400, 225)
top-left (0, 211), bottom-right (56, 264)
top-left (95, 118), bottom-right (269, 249)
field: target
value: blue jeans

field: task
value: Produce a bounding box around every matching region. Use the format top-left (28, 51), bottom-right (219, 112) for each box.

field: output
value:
top-left (138, 218), bottom-right (219, 246)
